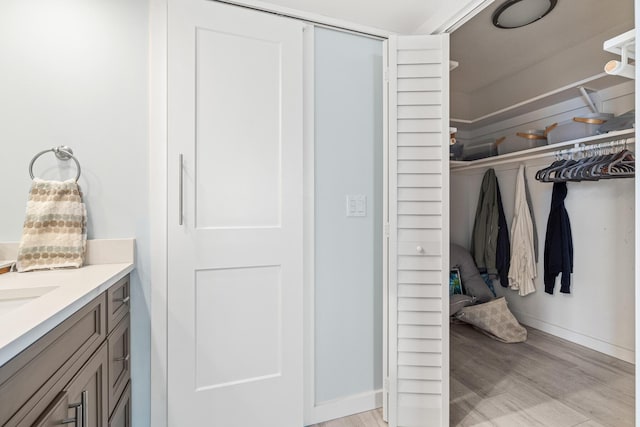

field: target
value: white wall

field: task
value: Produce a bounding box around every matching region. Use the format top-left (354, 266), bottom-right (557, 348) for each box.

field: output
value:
top-left (450, 84), bottom-right (635, 362)
top-left (314, 28), bottom-right (384, 404)
top-left (0, 0), bottom-right (150, 424)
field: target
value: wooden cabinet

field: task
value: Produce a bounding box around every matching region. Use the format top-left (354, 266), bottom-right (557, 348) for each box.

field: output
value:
top-left (0, 274), bottom-right (131, 427)
top-left (108, 383), bottom-right (131, 427)
top-left (64, 343), bottom-right (109, 427)
top-left (107, 315), bottom-right (130, 416)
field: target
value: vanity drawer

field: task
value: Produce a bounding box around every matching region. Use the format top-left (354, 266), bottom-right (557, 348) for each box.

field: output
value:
top-left (107, 275), bottom-right (130, 334)
top-left (0, 294), bottom-right (106, 426)
top-left (107, 314), bottom-right (130, 417)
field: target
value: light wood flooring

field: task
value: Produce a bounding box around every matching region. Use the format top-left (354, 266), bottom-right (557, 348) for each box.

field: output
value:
top-left (310, 323), bottom-right (635, 427)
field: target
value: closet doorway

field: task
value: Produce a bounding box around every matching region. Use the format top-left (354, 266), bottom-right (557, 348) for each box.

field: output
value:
top-left (448, 1), bottom-right (636, 426)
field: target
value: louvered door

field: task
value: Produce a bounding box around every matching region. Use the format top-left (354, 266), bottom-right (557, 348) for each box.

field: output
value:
top-left (387, 34), bottom-right (450, 427)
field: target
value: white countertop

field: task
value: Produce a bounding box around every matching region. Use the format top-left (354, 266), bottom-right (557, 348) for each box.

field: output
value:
top-left (0, 239), bottom-right (134, 366)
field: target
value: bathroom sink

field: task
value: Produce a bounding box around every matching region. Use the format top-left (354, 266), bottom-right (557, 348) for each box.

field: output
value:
top-left (0, 286), bottom-right (59, 317)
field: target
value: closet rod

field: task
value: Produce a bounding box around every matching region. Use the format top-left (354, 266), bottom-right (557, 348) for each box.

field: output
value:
top-left (451, 138), bottom-right (635, 172)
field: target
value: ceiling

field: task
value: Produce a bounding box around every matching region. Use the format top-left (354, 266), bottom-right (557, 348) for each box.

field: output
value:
top-left (255, 0), bottom-right (634, 122)
top-left (451, 0), bottom-right (634, 121)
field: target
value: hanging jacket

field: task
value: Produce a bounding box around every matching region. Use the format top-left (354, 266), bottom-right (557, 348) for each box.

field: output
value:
top-left (495, 183), bottom-right (511, 287)
top-left (544, 182), bottom-right (574, 294)
top-left (471, 168), bottom-right (510, 284)
top-left (508, 165), bottom-right (536, 296)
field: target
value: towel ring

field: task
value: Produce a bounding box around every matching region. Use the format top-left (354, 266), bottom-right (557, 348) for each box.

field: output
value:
top-left (29, 146), bottom-right (81, 182)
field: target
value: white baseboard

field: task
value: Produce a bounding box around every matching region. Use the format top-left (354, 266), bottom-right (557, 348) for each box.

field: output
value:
top-left (305, 389), bottom-right (383, 426)
top-left (513, 310), bottom-right (635, 364)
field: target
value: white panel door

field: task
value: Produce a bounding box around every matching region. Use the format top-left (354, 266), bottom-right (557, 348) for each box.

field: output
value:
top-left (167, 1), bottom-right (304, 426)
top-left (387, 34), bottom-right (450, 427)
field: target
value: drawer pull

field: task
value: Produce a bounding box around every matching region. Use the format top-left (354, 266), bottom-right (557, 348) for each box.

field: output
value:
top-left (114, 296), bottom-right (130, 304)
top-left (60, 391), bottom-right (87, 426)
top-left (114, 354), bottom-right (130, 362)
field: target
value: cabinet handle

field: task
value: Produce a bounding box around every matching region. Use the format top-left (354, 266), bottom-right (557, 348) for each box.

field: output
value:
top-left (178, 153), bottom-right (184, 225)
top-left (114, 295), bottom-right (130, 304)
top-left (81, 390), bottom-right (88, 427)
top-left (60, 391), bottom-right (87, 426)
top-left (115, 353), bottom-right (130, 372)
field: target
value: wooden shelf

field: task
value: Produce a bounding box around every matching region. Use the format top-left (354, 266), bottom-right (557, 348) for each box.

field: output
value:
top-left (450, 128), bottom-right (635, 172)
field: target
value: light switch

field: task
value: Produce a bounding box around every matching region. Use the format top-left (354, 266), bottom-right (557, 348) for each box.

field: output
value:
top-left (346, 195), bottom-right (366, 217)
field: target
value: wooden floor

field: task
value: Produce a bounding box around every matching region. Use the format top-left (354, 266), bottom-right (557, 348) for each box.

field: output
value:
top-left (310, 408), bottom-right (386, 427)
top-left (311, 323), bottom-right (635, 427)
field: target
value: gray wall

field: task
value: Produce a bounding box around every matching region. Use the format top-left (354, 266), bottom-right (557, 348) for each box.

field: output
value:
top-left (0, 1), bottom-right (150, 425)
top-left (314, 28), bottom-right (384, 403)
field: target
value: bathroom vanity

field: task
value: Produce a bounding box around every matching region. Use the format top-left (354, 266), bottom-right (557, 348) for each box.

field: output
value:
top-left (0, 240), bottom-right (134, 427)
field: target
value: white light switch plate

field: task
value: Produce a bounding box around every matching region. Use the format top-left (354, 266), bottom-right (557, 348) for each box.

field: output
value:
top-left (346, 195), bottom-right (366, 217)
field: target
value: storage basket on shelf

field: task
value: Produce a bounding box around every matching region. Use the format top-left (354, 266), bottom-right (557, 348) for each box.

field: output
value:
top-left (546, 113), bottom-right (614, 144)
top-left (597, 110), bottom-right (635, 134)
top-left (462, 138), bottom-right (499, 160)
top-left (450, 142), bottom-right (463, 160)
top-left (497, 129), bottom-right (547, 155)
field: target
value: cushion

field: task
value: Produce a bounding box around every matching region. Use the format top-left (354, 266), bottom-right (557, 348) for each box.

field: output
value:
top-left (456, 297), bottom-right (527, 343)
top-left (450, 294), bottom-right (476, 316)
top-left (450, 243), bottom-right (494, 303)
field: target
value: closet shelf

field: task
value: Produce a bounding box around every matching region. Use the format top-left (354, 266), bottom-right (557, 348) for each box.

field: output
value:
top-left (450, 73), bottom-right (628, 129)
top-left (450, 128), bottom-right (635, 172)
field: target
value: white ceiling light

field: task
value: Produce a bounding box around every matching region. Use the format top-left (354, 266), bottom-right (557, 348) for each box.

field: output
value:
top-left (492, 0), bottom-right (558, 29)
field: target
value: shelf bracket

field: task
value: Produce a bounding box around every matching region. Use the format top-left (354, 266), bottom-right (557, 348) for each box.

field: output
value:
top-left (577, 86), bottom-right (598, 114)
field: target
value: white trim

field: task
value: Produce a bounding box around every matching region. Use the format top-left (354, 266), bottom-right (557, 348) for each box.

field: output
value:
top-left (386, 35), bottom-right (399, 427)
top-left (149, 0), bottom-right (168, 426)
top-left (438, 0), bottom-right (495, 33)
top-left (414, 0), bottom-right (495, 35)
top-left (514, 311), bottom-right (635, 364)
top-left (213, 0), bottom-right (393, 39)
top-left (440, 33), bottom-right (452, 427)
top-left (302, 24), bottom-right (316, 427)
top-left (635, 7), bottom-right (640, 422)
top-left (305, 390), bottom-right (384, 426)
top-left (382, 39), bottom-right (390, 424)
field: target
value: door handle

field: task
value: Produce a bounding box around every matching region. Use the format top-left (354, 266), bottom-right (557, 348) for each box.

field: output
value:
top-left (179, 153), bottom-right (184, 226)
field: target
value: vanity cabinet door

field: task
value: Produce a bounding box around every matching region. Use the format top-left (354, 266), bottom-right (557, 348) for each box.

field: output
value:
top-left (31, 392), bottom-right (71, 427)
top-left (107, 315), bottom-right (130, 417)
top-left (107, 276), bottom-right (130, 334)
top-left (63, 343), bottom-right (109, 427)
top-left (1, 294), bottom-right (107, 426)
top-left (108, 382), bottom-right (131, 427)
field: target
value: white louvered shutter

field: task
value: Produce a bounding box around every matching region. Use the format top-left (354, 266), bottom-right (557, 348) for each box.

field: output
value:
top-left (387, 34), bottom-right (450, 427)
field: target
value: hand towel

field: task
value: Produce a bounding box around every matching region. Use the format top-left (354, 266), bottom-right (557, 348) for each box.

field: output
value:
top-left (16, 179), bottom-right (87, 272)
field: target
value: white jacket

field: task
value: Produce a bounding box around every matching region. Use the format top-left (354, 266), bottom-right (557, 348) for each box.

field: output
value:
top-left (508, 165), bottom-right (537, 296)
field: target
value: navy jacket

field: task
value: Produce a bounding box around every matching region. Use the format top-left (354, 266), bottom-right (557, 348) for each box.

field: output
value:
top-left (544, 182), bottom-right (573, 294)
top-left (496, 183), bottom-right (511, 287)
